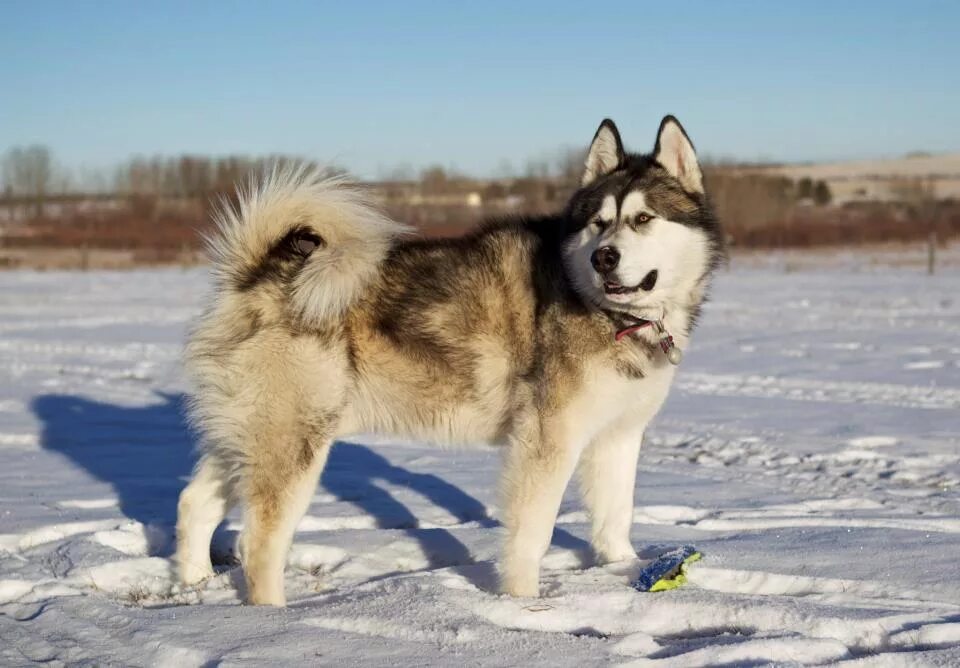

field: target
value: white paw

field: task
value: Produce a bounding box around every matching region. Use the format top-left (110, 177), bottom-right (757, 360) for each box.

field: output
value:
top-left (247, 582), bottom-right (287, 607)
top-left (501, 577), bottom-right (540, 598)
top-left (594, 543), bottom-right (638, 565)
top-left (500, 559), bottom-right (541, 598)
top-left (177, 557), bottom-right (214, 586)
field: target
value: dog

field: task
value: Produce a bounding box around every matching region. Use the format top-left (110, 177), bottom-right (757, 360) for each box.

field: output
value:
top-left (175, 115), bottom-right (725, 605)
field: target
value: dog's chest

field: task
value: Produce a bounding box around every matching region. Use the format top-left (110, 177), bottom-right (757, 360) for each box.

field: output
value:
top-left (564, 357), bottom-right (676, 447)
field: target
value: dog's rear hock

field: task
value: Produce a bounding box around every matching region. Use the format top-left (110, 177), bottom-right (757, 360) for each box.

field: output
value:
top-left (242, 437), bottom-right (333, 606)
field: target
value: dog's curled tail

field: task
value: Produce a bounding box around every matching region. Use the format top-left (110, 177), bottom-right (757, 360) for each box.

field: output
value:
top-left (206, 164), bottom-right (410, 324)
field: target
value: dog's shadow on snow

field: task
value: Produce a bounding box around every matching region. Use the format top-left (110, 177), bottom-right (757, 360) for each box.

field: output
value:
top-left (32, 392), bottom-right (196, 555)
top-left (323, 442), bottom-right (591, 589)
top-left (323, 441), bottom-right (494, 578)
top-left (32, 393), bottom-right (589, 589)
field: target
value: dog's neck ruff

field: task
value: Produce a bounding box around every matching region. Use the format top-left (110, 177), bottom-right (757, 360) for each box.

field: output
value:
top-left (606, 311), bottom-right (683, 365)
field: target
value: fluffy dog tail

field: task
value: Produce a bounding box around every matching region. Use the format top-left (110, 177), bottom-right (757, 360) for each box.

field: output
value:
top-left (205, 164), bottom-right (409, 324)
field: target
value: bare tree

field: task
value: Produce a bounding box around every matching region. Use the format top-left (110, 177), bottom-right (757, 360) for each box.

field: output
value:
top-left (812, 180), bottom-right (832, 206)
top-left (2, 145), bottom-right (55, 216)
top-left (891, 176), bottom-right (939, 274)
top-left (420, 166), bottom-right (449, 194)
top-left (555, 146), bottom-right (587, 189)
top-left (524, 158), bottom-right (550, 180)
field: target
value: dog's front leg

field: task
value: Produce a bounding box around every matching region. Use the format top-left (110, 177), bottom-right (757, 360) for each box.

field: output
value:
top-left (578, 422), bottom-right (645, 564)
top-left (500, 421), bottom-right (579, 597)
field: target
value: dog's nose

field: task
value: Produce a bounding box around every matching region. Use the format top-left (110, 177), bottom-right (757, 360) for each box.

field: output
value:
top-left (640, 269), bottom-right (658, 291)
top-left (591, 246), bottom-right (620, 274)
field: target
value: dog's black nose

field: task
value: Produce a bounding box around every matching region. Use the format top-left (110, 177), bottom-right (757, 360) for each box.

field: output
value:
top-left (640, 269), bottom-right (658, 291)
top-left (591, 246), bottom-right (620, 274)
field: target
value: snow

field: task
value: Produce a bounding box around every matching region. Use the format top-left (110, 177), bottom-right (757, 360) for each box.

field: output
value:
top-left (0, 264), bottom-right (958, 666)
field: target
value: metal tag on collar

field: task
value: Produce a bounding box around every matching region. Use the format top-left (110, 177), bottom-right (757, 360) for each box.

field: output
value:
top-left (653, 320), bottom-right (683, 365)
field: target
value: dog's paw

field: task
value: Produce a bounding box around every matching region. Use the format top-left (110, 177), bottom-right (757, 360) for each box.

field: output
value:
top-left (594, 542), bottom-right (638, 565)
top-left (246, 582), bottom-right (287, 607)
top-left (177, 558), bottom-right (215, 586)
top-left (501, 578), bottom-right (540, 598)
top-left (500, 559), bottom-right (541, 597)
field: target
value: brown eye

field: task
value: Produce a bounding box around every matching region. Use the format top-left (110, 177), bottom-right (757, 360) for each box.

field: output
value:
top-left (637, 213), bottom-right (652, 224)
top-left (594, 219), bottom-right (609, 231)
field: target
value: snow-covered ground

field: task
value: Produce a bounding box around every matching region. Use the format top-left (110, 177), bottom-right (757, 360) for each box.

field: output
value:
top-left (1, 264), bottom-right (958, 666)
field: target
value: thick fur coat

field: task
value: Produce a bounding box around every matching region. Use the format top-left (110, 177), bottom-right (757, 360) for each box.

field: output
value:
top-left (176, 116), bottom-right (724, 605)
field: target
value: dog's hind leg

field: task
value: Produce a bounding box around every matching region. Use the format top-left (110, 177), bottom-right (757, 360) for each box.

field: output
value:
top-left (176, 455), bottom-right (235, 585)
top-left (578, 423), bottom-right (644, 564)
top-left (241, 435), bottom-right (333, 606)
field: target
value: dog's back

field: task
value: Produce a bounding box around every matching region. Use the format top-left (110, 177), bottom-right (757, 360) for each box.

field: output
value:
top-left (341, 225), bottom-right (552, 444)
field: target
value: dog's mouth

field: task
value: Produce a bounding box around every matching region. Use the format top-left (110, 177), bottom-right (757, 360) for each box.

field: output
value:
top-left (603, 280), bottom-right (641, 295)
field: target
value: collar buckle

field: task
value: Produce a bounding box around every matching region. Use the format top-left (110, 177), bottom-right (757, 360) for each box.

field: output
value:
top-left (613, 315), bottom-right (684, 365)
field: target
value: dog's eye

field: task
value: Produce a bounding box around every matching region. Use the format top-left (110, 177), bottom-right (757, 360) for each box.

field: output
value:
top-left (636, 213), bottom-right (653, 224)
top-left (292, 232), bottom-right (323, 256)
top-left (593, 220), bottom-right (610, 232)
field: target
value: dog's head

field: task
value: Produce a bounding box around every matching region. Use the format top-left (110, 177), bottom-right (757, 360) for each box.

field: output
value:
top-left (562, 116), bottom-right (723, 321)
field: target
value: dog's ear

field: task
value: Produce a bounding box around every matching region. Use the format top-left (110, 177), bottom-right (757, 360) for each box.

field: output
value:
top-left (654, 115), bottom-right (703, 194)
top-left (582, 119), bottom-right (624, 186)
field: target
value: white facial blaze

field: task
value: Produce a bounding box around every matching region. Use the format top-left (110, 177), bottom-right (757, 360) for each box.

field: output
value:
top-left (597, 194), bottom-right (617, 225)
top-left (655, 120), bottom-right (704, 194)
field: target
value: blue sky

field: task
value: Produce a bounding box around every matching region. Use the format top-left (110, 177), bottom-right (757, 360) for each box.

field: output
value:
top-left (2, 1), bottom-right (958, 178)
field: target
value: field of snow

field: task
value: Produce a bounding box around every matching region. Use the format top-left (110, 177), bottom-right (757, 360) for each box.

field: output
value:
top-left (1, 263), bottom-right (959, 666)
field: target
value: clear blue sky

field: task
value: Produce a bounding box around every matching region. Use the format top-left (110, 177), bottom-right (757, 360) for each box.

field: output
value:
top-left (2, 1), bottom-right (958, 179)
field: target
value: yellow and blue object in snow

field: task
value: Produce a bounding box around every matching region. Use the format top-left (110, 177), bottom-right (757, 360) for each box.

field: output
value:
top-left (631, 545), bottom-right (702, 592)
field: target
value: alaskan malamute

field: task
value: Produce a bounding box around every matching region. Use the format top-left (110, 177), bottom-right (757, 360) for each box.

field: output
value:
top-left (176, 116), bottom-right (724, 605)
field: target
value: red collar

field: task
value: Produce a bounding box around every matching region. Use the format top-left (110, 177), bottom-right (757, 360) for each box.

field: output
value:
top-left (614, 319), bottom-right (654, 342)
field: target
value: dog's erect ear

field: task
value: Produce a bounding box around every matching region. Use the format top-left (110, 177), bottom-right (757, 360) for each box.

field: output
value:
top-left (582, 119), bottom-right (624, 186)
top-left (654, 115), bottom-right (703, 194)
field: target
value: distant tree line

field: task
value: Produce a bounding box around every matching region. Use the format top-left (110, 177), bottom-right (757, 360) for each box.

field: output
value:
top-left (112, 155), bottom-right (347, 198)
top-left (1, 147), bottom-right (343, 201)
top-left (2, 145), bottom-right (957, 270)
